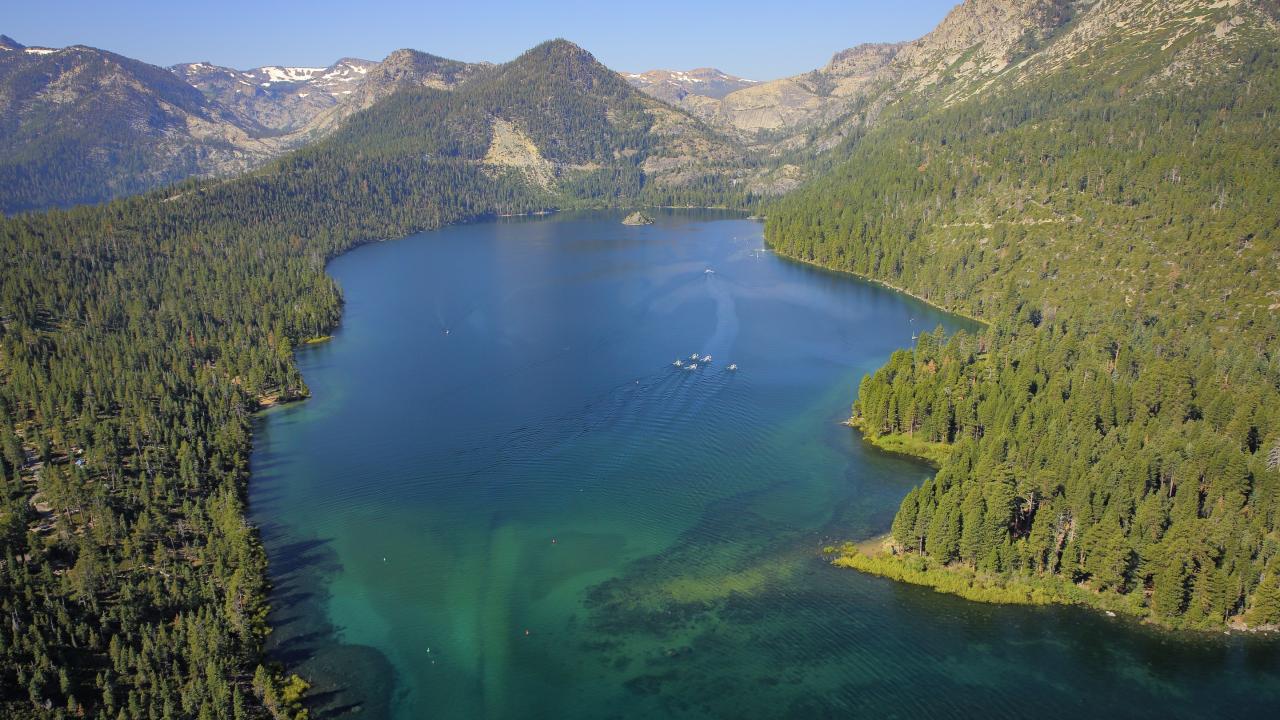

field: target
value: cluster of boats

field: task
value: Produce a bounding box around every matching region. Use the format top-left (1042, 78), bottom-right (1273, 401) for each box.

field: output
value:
top-left (673, 353), bottom-right (737, 372)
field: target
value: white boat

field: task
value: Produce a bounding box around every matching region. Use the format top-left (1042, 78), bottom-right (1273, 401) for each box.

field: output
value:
top-left (705, 268), bottom-right (715, 274)
top-left (728, 363), bottom-right (738, 371)
top-left (690, 352), bottom-right (700, 360)
top-left (687, 363), bottom-right (698, 370)
top-left (674, 359), bottom-right (683, 367)
top-left (702, 355), bottom-right (712, 363)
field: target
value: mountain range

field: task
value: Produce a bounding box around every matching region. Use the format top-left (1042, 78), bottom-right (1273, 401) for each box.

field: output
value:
top-left (0, 37), bottom-right (486, 212)
top-left (0, 0), bottom-right (1192, 213)
top-left (1, 3), bottom-right (1088, 214)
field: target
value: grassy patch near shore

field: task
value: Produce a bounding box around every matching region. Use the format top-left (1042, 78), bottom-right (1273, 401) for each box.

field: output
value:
top-left (827, 542), bottom-right (1145, 620)
top-left (848, 417), bottom-right (953, 467)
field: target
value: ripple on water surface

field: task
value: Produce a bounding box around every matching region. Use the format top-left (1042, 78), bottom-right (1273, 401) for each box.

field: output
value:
top-left (250, 210), bottom-right (1280, 720)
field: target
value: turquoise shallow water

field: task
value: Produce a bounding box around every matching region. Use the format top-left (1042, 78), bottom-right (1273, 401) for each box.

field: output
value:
top-left (250, 210), bottom-right (1280, 719)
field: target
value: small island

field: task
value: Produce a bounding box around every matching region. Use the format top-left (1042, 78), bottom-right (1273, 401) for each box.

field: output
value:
top-left (621, 211), bottom-right (654, 226)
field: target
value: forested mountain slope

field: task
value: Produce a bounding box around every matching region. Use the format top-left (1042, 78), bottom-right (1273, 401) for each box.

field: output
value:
top-left (0, 39), bottom-right (485, 214)
top-left (633, 0), bottom-right (1095, 195)
top-left (766, 0), bottom-right (1280, 627)
top-left (0, 39), bottom-right (751, 718)
top-left (309, 39), bottom-right (755, 205)
top-left (0, 38), bottom-right (272, 214)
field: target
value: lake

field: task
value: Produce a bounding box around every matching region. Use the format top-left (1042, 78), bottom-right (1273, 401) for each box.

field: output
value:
top-left (249, 210), bottom-right (1280, 719)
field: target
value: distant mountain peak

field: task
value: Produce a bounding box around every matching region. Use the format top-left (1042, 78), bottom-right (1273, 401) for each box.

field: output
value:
top-left (514, 39), bottom-right (604, 71)
top-left (624, 67), bottom-right (761, 102)
top-left (0, 34), bottom-right (25, 51)
top-left (533, 38), bottom-right (593, 56)
top-left (503, 39), bottom-right (628, 95)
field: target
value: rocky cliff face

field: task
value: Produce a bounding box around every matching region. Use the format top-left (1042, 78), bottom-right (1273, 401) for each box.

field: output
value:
top-left (626, 44), bottom-right (901, 143)
top-left (1015, 0), bottom-right (1280, 87)
top-left (627, 1), bottom-right (1082, 148)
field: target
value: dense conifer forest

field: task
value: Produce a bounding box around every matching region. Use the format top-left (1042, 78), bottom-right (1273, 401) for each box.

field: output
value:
top-left (0, 40), bottom-right (752, 718)
top-left (3, 3), bottom-right (1280, 717)
top-left (766, 16), bottom-right (1280, 627)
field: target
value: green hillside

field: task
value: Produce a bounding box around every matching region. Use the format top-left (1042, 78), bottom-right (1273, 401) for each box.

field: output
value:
top-left (766, 1), bottom-right (1280, 627)
top-left (0, 39), bottom-right (749, 718)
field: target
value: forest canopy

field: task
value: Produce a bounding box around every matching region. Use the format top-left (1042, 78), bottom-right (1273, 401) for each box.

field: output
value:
top-left (765, 18), bottom-right (1280, 627)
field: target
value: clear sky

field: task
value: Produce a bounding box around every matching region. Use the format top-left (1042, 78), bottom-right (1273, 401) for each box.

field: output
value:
top-left (5, 0), bottom-right (959, 79)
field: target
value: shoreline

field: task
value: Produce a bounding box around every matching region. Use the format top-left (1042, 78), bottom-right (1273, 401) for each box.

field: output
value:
top-left (776, 240), bottom-right (1278, 634)
top-left (248, 206), bottom-right (760, 710)
top-left (252, 210), bottom-right (1272, 716)
top-left (765, 242), bottom-right (987, 327)
top-left (834, 423), bottom-right (1279, 634)
top-left (845, 416), bottom-right (952, 467)
top-left (826, 541), bottom-right (1277, 635)
top-left (827, 540), bottom-right (1140, 615)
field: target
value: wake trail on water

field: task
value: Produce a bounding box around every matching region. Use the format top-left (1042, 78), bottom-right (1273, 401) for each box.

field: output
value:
top-left (437, 271), bottom-right (747, 497)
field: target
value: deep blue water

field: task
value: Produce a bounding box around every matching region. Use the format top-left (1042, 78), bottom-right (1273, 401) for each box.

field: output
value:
top-left (250, 210), bottom-right (1280, 719)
